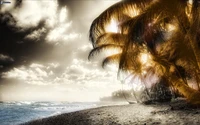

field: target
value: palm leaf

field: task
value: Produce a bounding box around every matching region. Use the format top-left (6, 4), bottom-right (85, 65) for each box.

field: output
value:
top-left (118, 42), bottom-right (145, 73)
top-left (88, 44), bottom-right (122, 60)
top-left (120, 0), bottom-right (189, 44)
top-left (89, 0), bottom-right (153, 46)
top-left (102, 53), bottom-right (121, 68)
top-left (96, 33), bottom-right (127, 46)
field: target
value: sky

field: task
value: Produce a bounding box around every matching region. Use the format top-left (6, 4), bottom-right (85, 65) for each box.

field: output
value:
top-left (0, 0), bottom-right (122, 102)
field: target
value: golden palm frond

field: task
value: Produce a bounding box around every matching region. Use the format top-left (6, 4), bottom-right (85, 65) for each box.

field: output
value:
top-left (118, 42), bottom-right (145, 74)
top-left (89, 0), bottom-right (200, 104)
top-left (88, 44), bottom-right (122, 60)
top-left (96, 33), bottom-right (127, 46)
top-left (102, 53), bottom-right (121, 68)
top-left (89, 0), bottom-right (152, 46)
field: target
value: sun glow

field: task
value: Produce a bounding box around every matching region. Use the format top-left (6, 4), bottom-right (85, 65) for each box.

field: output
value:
top-left (105, 19), bottom-right (119, 33)
top-left (167, 24), bottom-right (176, 32)
top-left (140, 53), bottom-right (152, 75)
top-left (140, 53), bottom-right (148, 64)
top-left (140, 53), bottom-right (152, 64)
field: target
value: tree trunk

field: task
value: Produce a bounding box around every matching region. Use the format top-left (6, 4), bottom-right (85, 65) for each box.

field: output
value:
top-left (195, 71), bottom-right (200, 91)
top-left (171, 76), bottom-right (200, 105)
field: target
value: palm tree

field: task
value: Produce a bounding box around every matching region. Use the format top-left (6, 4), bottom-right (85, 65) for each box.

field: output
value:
top-left (89, 0), bottom-right (200, 105)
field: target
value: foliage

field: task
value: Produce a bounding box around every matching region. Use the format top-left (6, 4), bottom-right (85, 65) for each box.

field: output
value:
top-left (89, 0), bottom-right (200, 105)
top-left (100, 90), bottom-right (133, 102)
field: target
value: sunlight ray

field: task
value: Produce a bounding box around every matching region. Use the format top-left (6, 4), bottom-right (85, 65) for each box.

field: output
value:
top-left (105, 19), bottom-right (119, 33)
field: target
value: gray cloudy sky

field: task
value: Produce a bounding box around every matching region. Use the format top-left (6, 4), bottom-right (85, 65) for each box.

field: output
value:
top-left (0, 0), bottom-right (121, 101)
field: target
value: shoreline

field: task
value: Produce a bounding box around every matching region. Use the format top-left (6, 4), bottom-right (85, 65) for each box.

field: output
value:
top-left (21, 100), bottom-right (200, 125)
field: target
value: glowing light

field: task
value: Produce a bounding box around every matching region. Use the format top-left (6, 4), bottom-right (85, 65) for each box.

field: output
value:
top-left (140, 53), bottom-right (148, 64)
top-left (140, 53), bottom-right (152, 75)
top-left (167, 24), bottom-right (176, 31)
top-left (105, 19), bottom-right (118, 33)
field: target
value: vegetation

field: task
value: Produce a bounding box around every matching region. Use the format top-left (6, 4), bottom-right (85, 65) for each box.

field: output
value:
top-left (100, 90), bottom-right (133, 102)
top-left (89, 0), bottom-right (200, 105)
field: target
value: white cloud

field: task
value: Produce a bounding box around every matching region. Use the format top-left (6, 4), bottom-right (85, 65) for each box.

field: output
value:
top-left (30, 63), bottom-right (45, 68)
top-left (9, 2), bottom-right (82, 45)
top-left (59, 7), bottom-right (68, 23)
top-left (11, 1), bottom-right (58, 28)
top-left (35, 68), bottom-right (48, 77)
top-left (46, 21), bottom-right (82, 44)
top-left (2, 67), bottom-right (32, 80)
top-left (11, 1), bottom-right (82, 45)
top-left (46, 6), bottom-right (82, 45)
top-left (48, 63), bottom-right (60, 68)
top-left (1, 63), bottom-right (57, 85)
top-left (54, 58), bottom-right (121, 91)
top-left (49, 71), bottom-right (54, 76)
top-left (25, 28), bottom-right (47, 41)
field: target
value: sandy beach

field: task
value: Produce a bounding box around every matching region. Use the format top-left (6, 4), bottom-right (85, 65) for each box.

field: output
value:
top-left (21, 99), bottom-right (200, 125)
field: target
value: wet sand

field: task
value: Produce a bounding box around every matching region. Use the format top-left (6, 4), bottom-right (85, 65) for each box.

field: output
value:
top-left (22, 99), bottom-right (200, 125)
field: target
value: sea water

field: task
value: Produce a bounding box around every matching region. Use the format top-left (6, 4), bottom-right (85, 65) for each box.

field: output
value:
top-left (0, 101), bottom-right (98, 125)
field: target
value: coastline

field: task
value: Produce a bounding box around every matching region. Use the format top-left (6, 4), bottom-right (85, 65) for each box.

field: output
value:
top-left (21, 100), bottom-right (200, 125)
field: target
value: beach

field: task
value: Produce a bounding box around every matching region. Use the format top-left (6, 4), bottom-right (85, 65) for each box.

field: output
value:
top-left (22, 99), bottom-right (200, 125)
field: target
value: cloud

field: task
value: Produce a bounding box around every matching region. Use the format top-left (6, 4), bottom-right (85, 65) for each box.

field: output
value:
top-left (0, 0), bottom-right (122, 101)
top-left (0, 54), bottom-right (14, 62)
top-left (2, 57), bottom-right (121, 93)
top-left (59, 6), bottom-right (68, 23)
top-left (54, 58), bottom-right (120, 87)
top-left (45, 6), bottom-right (82, 45)
top-left (10, 0), bottom-right (58, 28)
top-left (6, 1), bottom-right (82, 45)
top-left (0, 1), bottom-right (74, 73)
top-left (24, 28), bottom-right (47, 41)
top-left (46, 21), bottom-right (82, 44)
top-left (1, 63), bottom-right (58, 85)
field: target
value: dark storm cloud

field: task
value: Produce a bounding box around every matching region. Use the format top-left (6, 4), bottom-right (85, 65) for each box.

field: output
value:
top-left (0, 0), bottom-right (120, 77)
top-left (0, 12), bottom-right (53, 73)
top-left (0, 0), bottom-right (81, 79)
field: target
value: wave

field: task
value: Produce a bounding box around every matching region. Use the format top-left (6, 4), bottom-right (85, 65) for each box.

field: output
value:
top-left (0, 102), bottom-right (100, 125)
top-left (33, 104), bottom-right (96, 111)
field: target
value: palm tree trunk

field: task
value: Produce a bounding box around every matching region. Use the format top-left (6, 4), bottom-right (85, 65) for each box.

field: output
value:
top-left (170, 75), bottom-right (200, 105)
top-left (195, 71), bottom-right (200, 91)
top-left (187, 36), bottom-right (200, 92)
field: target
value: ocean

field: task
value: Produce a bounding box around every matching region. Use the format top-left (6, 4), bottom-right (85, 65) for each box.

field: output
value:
top-left (0, 101), bottom-right (99, 125)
